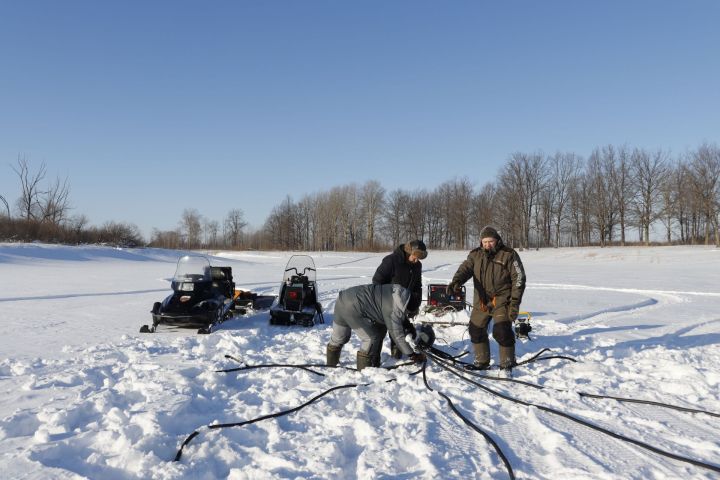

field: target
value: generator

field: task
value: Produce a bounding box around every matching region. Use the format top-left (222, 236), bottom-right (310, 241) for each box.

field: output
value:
top-left (423, 283), bottom-right (467, 316)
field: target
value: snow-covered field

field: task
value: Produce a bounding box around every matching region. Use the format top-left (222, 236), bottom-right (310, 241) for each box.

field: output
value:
top-left (1, 243), bottom-right (719, 479)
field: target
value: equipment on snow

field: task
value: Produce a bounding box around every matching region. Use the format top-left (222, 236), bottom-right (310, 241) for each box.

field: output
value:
top-left (515, 311), bottom-right (533, 340)
top-left (140, 255), bottom-right (237, 334)
top-left (233, 289), bottom-right (277, 314)
top-left (269, 255), bottom-right (324, 327)
top-left (413, 323), bottom-right (436, 350)
top-left (422, 283), bottom-right (467, 316)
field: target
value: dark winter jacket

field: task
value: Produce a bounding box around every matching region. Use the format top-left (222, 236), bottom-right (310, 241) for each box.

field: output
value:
top-left (338, 283), bottom-right (414, 355)
top-left (450, 236), bottom-right (526, 312)
top-left (372, 244), bottom-right (423, 312)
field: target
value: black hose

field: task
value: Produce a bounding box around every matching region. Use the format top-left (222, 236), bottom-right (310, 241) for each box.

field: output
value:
top-left (174, 383), bottom-right (360, 462)
top-left (431, 346), bottom-right (720, 418)
top-left (421, 359), bottom-right (515, 480)
top-left (427, 351), bottom-right (720, 474)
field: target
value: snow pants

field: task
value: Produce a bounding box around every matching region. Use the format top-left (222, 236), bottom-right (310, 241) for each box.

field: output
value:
top-left (329, 291), bottom-right (385, 360)
top-left (469, 304), bottom-right (515, 347)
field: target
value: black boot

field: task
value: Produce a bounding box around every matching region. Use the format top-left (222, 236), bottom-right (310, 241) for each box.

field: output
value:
top-left (326, 344), bottom-right (342, 367)
top-left (472, 340), bottom-right (490, 369)
top-left (390, 338), bottom-right (402, 359)
top-left (356, 351), bottom-right (373, 371)
top-left (499, 345), bottom-right (515, 377)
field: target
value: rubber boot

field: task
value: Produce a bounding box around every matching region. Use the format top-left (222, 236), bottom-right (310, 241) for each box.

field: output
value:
top-left (356, 350), bottom-right (373, 371)
top-left (326, 344), bottom-right (342, 367)
top-left (372, 350), bottom-right (381, 368)
top-left (472, 340), bottom-right (490, 370)
top-left (390, 339), bottom-right (402, 359)
top-left (498, 345), bottom-right (515, 378)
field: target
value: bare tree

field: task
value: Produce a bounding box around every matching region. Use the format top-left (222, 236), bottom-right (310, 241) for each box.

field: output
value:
top-left (500, 152), bottom-right (547, 249)
top-left (12, 155), bottom-right (46, 221)
top-left (587, 148), bottom-right (617, 246)
top-left (688, 143), bottom-right (720, 246)
top-left (548, 152), bottom-right (582, 247)
top-left (443, 178), bottom-right (474, 249)
top-left (0, 194), bottom-right (9, 218)
top-left (99, 221), bottom-right (143, 247)
top-left (151, 228), bottom-right (182, 249)
top-left (360, 180), bottom-right (385, 250)
top-left (68, 214), bottom-right (89, 240)
top-left (40, 176), bottom-right (72, 226)
top-left (224, 208), bottom-right (247, 248)
top-left (658, 164), bottom-right (679, 243)
top-left (470, 182), bottom-right (498, 244)
top-left (203, 219), bottom-right (220, 247)
top-left (631, 148), bottom-right (669, 245)
top-left (608, 145), bottom-right (633, 245)
top-left (383, 189), bottom-right (407, 247)
top-left (180, 208), bottom-right (203, 248)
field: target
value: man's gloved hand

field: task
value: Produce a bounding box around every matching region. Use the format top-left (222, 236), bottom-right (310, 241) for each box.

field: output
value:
top-left (508, 304), bottom-right (519, 322)
top-left (409, 351), bottom-right (426, 363)
top-left (402, 318), bottom-right (417, 338)
top-left (446, 282), bottom-right (459, 295)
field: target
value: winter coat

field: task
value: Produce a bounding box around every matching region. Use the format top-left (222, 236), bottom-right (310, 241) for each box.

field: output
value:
top-left (372, 245), bottom-right (423, 312)
top-left (337, 283), bottom-right (414, 355)
top-left (450, 237), bottom-right (526, 312)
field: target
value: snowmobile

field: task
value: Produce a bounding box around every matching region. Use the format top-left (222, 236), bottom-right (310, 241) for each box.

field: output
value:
top-left (140, 255), bottom-right (238, 334)
top-left (269, 255), bottom-right (324, 327)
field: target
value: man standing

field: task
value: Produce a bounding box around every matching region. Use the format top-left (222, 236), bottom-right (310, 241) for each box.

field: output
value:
top-left (372, 239), bottom-right (427, 357)
top-left (448, 226), bottom-right (526, 375)
top-left (326, 283), bottom-right (426, 370)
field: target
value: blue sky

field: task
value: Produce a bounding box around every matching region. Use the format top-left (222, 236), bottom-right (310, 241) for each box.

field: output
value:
top-left (1, 1), bottom-right (719, 238)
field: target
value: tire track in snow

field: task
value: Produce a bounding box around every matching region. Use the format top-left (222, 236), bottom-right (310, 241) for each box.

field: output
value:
top-left (0, 288), bottom-right (168, 303)
top-left (528, 283), bottom-right (691, 326)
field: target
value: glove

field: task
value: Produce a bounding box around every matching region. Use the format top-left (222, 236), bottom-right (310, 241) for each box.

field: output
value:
top-left (446, 282), bottom-right (459, 295)
top-left (409, 351), bottom-right (426, 363)
top-left (406, 308), bottom-right (419, 319)
top-left (508, 304), bottom-right (519, 322)
top-left (402, 318), bottom-right (417, 338)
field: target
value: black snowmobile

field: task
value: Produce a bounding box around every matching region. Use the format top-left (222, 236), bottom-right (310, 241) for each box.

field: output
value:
top-left (269, 255), bottom-right (324, 327)
top-left (140, 255), bottom-right (237, 334)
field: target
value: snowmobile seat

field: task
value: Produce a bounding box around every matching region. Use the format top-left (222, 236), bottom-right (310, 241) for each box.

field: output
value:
top-left (289, 274), bottom-right (309, 286)
top-left (210, 266), bottom-right (235, 299)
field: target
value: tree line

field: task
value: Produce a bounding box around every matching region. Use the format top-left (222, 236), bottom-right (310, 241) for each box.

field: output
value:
top-left (258, 143), bottom-right (720, 250)
top-left (2, 143), bottom-right (719, 250)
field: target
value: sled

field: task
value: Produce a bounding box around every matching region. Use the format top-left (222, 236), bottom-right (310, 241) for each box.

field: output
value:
top-left (233, 289), bottom-right (277, 314)
top-left (140, 255), bottom-right (238, 334)
top-left (269, 255), bottom-right (324, 327)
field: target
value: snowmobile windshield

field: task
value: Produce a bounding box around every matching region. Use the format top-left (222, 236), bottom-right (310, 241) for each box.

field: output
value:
top-left (282, 255), bottom-right (317, 283)
top-left (173, 255), bottom-right (212, 283)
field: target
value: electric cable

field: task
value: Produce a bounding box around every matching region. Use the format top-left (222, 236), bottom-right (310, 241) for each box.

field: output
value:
top-left (420, 359), bottom-right (515, 480)
top-left (427, 350), bottom-right (720, 474)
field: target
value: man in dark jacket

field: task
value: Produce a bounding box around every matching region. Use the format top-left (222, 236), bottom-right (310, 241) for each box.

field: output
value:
top-left (326, 283), bottom-right (426, 370)
top-left (448, 226), bottom-right (526, 375)
top-left (372, 240), bottom-right (427, 358)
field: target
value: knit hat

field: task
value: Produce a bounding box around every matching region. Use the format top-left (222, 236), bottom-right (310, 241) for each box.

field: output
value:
top-left (479, 226), bottom-right (501, 241)
top-left (404, 239), bottom-right (428, 259)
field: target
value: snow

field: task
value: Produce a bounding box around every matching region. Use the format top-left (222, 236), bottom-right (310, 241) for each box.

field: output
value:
top-left (1, 243), bottom-right (719, 479)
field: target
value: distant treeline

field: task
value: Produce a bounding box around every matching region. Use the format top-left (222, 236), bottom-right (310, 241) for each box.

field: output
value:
top-left (2, 143), bottom-right (719, 249)
top-left (257, 143), bottom-right (720, 250)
